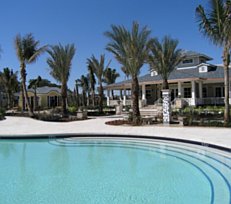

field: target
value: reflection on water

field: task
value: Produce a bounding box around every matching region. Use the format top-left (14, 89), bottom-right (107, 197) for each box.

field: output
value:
top-left (0, 142), bottom-right (15, 158)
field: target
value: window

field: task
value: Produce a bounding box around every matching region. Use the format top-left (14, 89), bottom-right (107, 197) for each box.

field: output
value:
top-left (171, 89), bottom-right (178, 100)
top-left (146, 90), bottom-right (151, 98)
top-left (202, 87), bottom-right (207, 98)
top-left (215, 87), bottom-right (224, 97)
top-left (182, 59), bottom-right (193, 64)
top-left (184, 88), bottom-right (191, 98)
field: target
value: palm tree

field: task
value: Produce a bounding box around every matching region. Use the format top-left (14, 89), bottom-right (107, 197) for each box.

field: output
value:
top-left (105, 21), bottom-right (151, 124)
top-left (87, 55), bottom-right (110, 113)
top-left (28, 76), bottom-right (42, 111)
top-left (148, 36), bottom-right (184, 89)
top-left (196, 0), bottom-right (231, 126)
top-left (77, 75), bottom-right (89, 107)
top-left (121, 66), bottom-right (130, 79)
top-left (47, 43), bottom-right (76, 116)
top-left (0, 68), bottom-right (19, 108)
top-left (87, 62), bottom-right (96, 106)
top-left (103, 67), bottom-right (120, 98)
top-left (75, 79), bottom-right (80, 107)
top-left (15, 33), bottom-right (47, 116)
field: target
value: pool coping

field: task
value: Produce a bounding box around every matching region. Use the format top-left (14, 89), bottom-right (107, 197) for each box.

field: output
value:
top-left (1, 133), bottom-right (231, 153)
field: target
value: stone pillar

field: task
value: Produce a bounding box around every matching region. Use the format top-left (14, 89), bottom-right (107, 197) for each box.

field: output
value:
top-left (191, 81), bottom-right (196, 106)
top-left (162, 90), bottom-right (171, 125)
top-left (178, 81), bottom-right (182, 97)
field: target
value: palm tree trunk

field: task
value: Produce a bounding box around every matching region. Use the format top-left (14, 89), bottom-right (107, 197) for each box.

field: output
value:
top-left (132, 76), bottom-right (140, 124)
top-left (34, 87), bottom-right (37, 111)
top-left (7, 91), bottom-right (11, 109)
top-left (75, 84), bottom-right (79, 107)
top-left (162, 78), bottom-right (169, 89)
top-left (92, 90), bottom-right (95, 106)
top-left (61, 82), bottom-right (67, 116)
top-left (87, 91), bottom-right (90, 106)
top-left (223, 46), bottom-right (230, 126)
top-left (99, 83), bottom-right (103, 113)
top-left (21, 63), bottom-right (34, 117)
top-left (21, 84), bottom-right (25, 111)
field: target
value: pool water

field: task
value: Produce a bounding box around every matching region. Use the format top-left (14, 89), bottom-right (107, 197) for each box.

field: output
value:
top-left (0, 138), bottom-right (230, 204)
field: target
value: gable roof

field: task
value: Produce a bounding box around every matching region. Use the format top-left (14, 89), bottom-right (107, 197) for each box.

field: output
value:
top-left (27, 86), bottom-right (61, 94)
top-left (183, 50), bottom-right (213, 61)
top-left (105, 65), bottom-right (229, 89)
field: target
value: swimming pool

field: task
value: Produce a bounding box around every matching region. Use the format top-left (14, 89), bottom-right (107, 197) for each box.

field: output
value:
top-left (0, 137), bottom-right (230, 204)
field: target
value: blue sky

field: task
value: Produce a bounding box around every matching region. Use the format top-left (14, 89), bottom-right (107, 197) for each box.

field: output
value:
top-left (0, 0), bottom-right (223, 89)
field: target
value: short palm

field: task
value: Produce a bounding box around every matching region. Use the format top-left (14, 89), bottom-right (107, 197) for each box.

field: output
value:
top-left (103, 68), bottom-right (120, 98)
top-left (28, 76), bottom-right (42, 111)
top-left (77, 75), bottom-right (89, 107)
top-left (47, 43), bottom-right (76, 115)
top-left (87, 55), bottom-right (109, 113)
top-left (87, 60), bottom-right (96, 106)
top-left (148, 36), bottom-right (184, 89)
top-left (0, 68), bottom-right (18, 108)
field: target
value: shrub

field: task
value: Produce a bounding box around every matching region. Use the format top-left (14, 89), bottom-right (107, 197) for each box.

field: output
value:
top-left (68, 106), bottom-right (77, 114)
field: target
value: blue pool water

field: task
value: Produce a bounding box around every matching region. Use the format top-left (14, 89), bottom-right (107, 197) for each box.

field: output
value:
top-left (0, 137), bottom-right (230, 204)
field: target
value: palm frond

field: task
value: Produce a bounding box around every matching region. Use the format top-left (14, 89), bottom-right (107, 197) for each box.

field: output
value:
top-left (105, 21), bottom-right (151, 78)
top-left (148, 36), bottom-right (184, 82)
top-left (196, 0), bottom-right (231, 46)
top-left (47, 43), bottom-right (76, 84)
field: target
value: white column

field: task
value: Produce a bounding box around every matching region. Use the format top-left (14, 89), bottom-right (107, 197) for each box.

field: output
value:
top-left (178, 81), bottom-right (182, 97)
top-left (141, 84), bottom-right (147, 107)
top-left (107, 90), bottom-right (110, 106)
top-left (123, 89), bottom-right (126, 106)
top-left (191, 81), bottom-right (196, 106)
top-left (142, 84), bottom-right (146, 100)
top-left (199, 81), bottom-right (203, 98)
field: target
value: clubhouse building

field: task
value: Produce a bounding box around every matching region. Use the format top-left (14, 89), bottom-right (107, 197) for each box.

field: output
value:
top-left (104, 51), bottom-right (231, 108)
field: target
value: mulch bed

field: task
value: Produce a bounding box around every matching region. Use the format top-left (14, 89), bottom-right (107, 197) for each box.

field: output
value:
top-left (105, 120), bottom-right (132, 126)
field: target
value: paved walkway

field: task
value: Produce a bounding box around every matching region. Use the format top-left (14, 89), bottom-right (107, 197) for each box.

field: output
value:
top-left (0, 116), bottom-right (231, 149)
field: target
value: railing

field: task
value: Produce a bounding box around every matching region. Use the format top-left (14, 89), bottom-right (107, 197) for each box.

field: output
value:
top-left (172, 97), bottom-right (225, 107)
top-left (196, 97), bottom-right (224, 105)
top-left (154, 98), bottom-right (163, 106)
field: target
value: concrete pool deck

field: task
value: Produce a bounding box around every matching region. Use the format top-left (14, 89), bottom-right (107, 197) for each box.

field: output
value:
top-left (0, 116), bottom-right (231, 150)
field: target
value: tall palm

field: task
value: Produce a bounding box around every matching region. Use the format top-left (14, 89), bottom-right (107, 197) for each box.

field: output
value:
top-left (103, 67), bottom-right (120, 98)
top-left (75, 80), bottom-right (80, 107)
top-left (148, 36), bottom-right (184, 89)
top-left (28, 76), bottom-right (42, 111)
top-left (77, 75), bottom-right (89, 107)
top-left (47, 43), bottom-right (76, 116)
top-left (0, 68), bottom-right (19, 108)
top-left (15, 33), bottom-right (47, 116)
top-left (196, 0), bottom-right (231, 125)
top-left (105, 21), bottom-right (151, 124)
top-left (87, 62), bottom-right (96, 106)
top-left (87, 55), bottom-right (110, 113)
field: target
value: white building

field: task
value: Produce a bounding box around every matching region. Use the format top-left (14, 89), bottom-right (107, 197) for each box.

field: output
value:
top-left (105, 51), bottom-right (231, 107)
